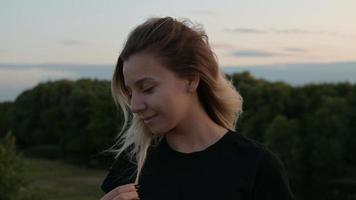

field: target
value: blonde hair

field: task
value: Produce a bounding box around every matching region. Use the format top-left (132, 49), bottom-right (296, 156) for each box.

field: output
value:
top-left (106, 16), bottom-right (243, 184)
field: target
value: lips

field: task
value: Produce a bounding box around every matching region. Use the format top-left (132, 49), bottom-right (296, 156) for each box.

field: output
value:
top-left (142, 114), bottom-right (157, 121)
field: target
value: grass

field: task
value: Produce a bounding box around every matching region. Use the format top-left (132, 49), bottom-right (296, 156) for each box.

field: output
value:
top-left (22, 157), bottom-right (107, 200)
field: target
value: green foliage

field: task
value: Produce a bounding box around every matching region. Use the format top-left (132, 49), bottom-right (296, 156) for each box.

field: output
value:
top-left (1, 73), bottom-right (356, 199)
top-left (264, 115), bottom-right (301, 185)
top-left (0, 102), bottom-right (14, 138)
top-left (7, 79), bottom-right (119, 166)
top-left (0, 132), bottom-right (34, 200)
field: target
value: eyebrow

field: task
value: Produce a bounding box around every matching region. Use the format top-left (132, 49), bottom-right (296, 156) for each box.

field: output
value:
top-left (124, 77), bottom-right (156, 89)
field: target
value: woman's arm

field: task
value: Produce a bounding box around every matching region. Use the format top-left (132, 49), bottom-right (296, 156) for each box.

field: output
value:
top-left (101, 151), bottom-right (137, 193)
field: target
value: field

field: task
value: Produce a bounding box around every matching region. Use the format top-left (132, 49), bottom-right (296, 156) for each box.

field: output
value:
top-left (23, 157), bottom-right (107, 200)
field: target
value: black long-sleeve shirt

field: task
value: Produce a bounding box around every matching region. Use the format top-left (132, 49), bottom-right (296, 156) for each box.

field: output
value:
top-left (101, 129), bottom-right (296, 200)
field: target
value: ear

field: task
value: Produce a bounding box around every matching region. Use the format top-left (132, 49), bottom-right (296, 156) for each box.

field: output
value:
top-left (185, 74), bottom-right (200, 93)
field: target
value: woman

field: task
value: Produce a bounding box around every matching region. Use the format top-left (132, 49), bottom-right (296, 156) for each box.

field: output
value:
top-left (100, 16), bottom-right (295, 200)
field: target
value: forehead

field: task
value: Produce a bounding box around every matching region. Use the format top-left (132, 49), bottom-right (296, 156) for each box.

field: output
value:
top-left (122, 52), bottom-right (170, 87)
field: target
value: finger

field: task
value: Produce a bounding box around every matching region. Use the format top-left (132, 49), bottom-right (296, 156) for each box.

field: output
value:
top-left (101, 183), bottom-right (137, 200)
top-left (112, 190), bottom-right (140, 200)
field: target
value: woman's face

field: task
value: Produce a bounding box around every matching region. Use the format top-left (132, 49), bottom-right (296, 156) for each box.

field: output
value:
top-left (122, 52), bottom-right (192, 134)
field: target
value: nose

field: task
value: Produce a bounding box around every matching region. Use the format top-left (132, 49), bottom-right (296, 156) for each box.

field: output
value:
top-left (129, 93), bottom-right (146, 113)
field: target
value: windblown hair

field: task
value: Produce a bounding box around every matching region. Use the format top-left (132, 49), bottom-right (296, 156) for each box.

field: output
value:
top-left (106, 16), bottom-right (243, 184)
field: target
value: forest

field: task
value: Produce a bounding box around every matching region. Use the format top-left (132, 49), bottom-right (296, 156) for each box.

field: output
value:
top-left (1, 71), bottom-right (355, 200)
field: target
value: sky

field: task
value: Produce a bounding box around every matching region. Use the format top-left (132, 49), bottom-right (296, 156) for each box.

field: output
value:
top-left (1, 0), bottom-right (356, 101)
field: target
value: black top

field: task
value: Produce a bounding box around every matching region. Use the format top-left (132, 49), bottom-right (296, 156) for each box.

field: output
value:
top-left (101, 129), bottom-right (296, 200)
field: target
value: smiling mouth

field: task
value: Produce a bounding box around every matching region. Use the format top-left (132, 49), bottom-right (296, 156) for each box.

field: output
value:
top-left (143, 115), bottom-right (157, 123)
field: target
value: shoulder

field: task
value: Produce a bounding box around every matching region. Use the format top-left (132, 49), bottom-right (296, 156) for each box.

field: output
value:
top-left (228, 130), bottom-right (288, 175)
top-left (227, 130), bottom-right (273, 161)
top-left (227, 130), bottom-right (295, 199)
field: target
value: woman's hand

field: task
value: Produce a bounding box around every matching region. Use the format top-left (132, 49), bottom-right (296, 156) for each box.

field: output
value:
top-left (100, 183), bottom-right (140, 200)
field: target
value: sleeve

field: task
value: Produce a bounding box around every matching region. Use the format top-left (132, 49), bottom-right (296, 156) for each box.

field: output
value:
top-left (100, 151), bottom-right (137, 194)
top-left (251, 147), bottom-right (296, 200)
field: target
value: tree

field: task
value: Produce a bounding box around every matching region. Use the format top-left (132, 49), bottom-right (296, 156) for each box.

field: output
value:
top-left (0, 132), bottom-right (26, 200)
top-left (264, 115), bottom-right (301, 194)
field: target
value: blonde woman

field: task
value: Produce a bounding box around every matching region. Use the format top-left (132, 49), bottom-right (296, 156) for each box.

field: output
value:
top-left (100, 16), bottom-right (295, 200)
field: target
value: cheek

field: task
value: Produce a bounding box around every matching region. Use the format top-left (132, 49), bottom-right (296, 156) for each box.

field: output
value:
top-left (151, 81), bottom-right (188, 119)
top-left (163, 93), bottom-right (189, 121)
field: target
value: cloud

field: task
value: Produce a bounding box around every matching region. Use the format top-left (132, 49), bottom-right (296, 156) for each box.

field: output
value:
top-left (271, 28), bottom-right (310, 34)
top-left (0, 63), bottom-right (115, 83)
top-left (225, 28), bottom-right (265, 34)
top-left (226, 28), bottom-right (343, 36)
top-left (0, 67), bottom-right (78, 87)
top-left (59, 40), bottom-right (87, 46)
top-left (221, 61), bottom-right (356, 86)
top-left (0, 63), bottom-right (115, 102)
top-left (211, 42), bottom-right (235, 50)
top-left (283, 47), bottom-right (307, 52)
top-left (0, 67), bottom-right (79, 101)
top-left (229, 50), bottom-right (285, 57)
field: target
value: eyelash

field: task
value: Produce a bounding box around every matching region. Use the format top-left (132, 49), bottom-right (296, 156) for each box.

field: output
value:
top-left (127, 87), bottom-right (154, 98)
top-left (143, 87), bottom-right (154, 93)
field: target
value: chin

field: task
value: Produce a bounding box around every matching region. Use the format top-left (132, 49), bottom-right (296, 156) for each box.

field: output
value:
top-left (149, 128), bottom-right (164, 136)
top-left (147, 125), bottom-right (170, 136)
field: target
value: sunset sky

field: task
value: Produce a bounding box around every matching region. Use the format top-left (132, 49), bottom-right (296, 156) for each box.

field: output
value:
top-left (1, 0), bottom-right (356, 101)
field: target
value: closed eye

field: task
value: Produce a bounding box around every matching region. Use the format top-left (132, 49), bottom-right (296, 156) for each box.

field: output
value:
top-left (143, 87), bottom-right (154, 94)
top-left (126, 86), bottom-right (155, 99)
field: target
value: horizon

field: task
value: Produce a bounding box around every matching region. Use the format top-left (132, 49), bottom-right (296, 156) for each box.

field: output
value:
top-left (1, 61), bottom-right (356, 102)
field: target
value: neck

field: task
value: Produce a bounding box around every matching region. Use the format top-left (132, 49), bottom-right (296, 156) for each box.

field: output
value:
top-left (164, 99), bottom-right (228, 153)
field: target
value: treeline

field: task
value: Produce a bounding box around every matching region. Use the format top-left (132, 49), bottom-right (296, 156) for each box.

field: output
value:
top-left (0, 79), bottom-right (120, 167)
top-left (0, 72), bottom-right (356, 199)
